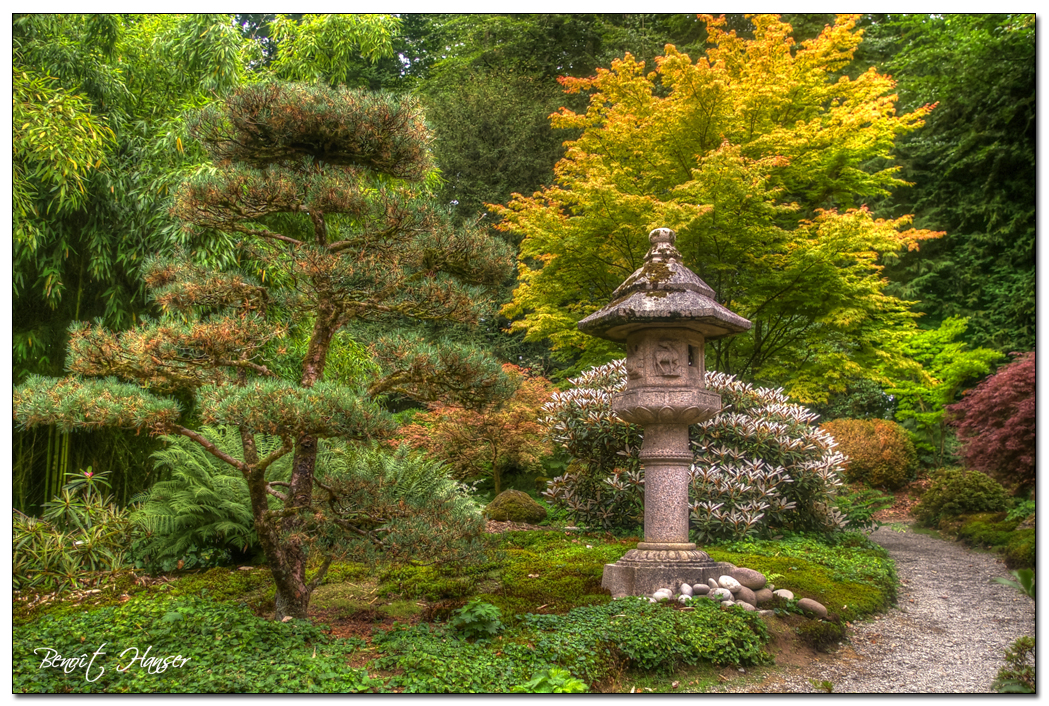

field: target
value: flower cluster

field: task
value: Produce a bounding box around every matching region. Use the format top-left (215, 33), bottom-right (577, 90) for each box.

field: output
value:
top-left (541, 360), bottom-right (847, 539)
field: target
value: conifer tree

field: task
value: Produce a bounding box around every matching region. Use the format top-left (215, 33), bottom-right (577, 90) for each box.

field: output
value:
top-left (14, 82), bottom-right (514, 620)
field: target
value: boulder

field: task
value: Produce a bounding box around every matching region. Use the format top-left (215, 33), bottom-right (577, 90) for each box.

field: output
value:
top-left (718, 575), bottom-right (743, 593)
top-left (692, 584), bottom-right (710, 595)
top-left (484, 490), bottom-right (547, 523)
top-left (754, 588), bottom-right (774, 605)
top-left (735, 586), bottom-right (757, 607)
top-left (797, 598), bottom-right (828, 619)
top-left (708, 578), bottom-right (720, 591)
top-left (680, 583), bottom-right (694, 597)
top-left (738, 601), bottom-right (756, 612)
top-left (772, 589), bottom-right (794, 601)
top-left (731, 567), bottom-right (767, 591)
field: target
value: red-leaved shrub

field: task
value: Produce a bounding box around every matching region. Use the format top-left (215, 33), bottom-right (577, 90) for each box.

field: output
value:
top-left (947, 352), bottom-right (1035, 494)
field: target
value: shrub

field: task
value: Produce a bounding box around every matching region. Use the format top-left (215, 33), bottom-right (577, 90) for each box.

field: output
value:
top-left (832, 487), bottom-right (894, 534)
top-left (914, 467), bottom-right (1010, 526)
top-left (484, 489), bottom-right (547, 523)
top-left (541, 361), bottom-right (847, 541)
top-left (1006, 499), bottom-right (1036, 523)
top-left (819, 418), bottom-right (917, 490)
top-left (993, 636), bottom-right (1035, 693)
top-left (948, 352), bottom-right (1035, 494)
top-left (13, 468), bottom-right (133, 594)
top-left (398, 364), bottom-right (554, 495)
top-left (306, 443), bottom-right (492, 568)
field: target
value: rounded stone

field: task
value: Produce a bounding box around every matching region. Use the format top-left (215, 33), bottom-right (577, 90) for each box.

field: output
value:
top-left (692, 584), bottom-right (710, 595)
top-left (731, 567), bottom-right (767, 591)
top-left (720, 600), bottom-right (736, 611)
top-left (680, 583), bottom-right (693, 597)
top-left (797, 598), bottom-right (828, 619)
top-left (710, 587), bottom-right (733, 602)
top-left (718, 575), bottom-right (743, 593)
top-left (738, 601), bottom-right (756, 612)
top-left (483, 490), bottom-right (548, 523)
top-left (677, 594), bottom-right (692, 605)
top-left (708, 578), bottom-right (720, 591)
top-left (758, 610), bottom-right (775, 617)
top-left (735, 586), bottom-right (757, 607)
top-left (772, 589), bottom-right (795, 601)
top-left (754, 588), bottom-right (774, 605)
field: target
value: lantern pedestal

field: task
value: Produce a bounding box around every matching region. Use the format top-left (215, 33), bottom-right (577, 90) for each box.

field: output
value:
top-left (602, 550), bottom-right (736, 599)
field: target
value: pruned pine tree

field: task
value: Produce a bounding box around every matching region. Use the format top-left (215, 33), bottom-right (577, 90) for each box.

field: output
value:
top-left (14, 82), bottom-right (514, 620)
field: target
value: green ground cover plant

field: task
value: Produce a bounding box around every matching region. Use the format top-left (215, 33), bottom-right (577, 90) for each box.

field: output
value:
top-left (371, 597), bottom-right (770, 692)
top-left (14, 527), bottom-right (894, 693)
top-left (936, 512), bottom-right (1035, 570)
top-left (13, 595), bottom-right (374, 693)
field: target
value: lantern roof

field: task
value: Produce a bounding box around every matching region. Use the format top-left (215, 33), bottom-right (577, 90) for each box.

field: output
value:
top-left (577, 228), bottom-right (751, 342)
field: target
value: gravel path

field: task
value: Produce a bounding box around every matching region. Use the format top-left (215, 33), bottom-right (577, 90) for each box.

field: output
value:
top-left (732, 524), bottom-right (1036, 693)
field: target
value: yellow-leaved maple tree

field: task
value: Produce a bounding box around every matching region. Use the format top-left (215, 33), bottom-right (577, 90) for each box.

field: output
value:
top-left (495, 14), bottom-right (942, 402)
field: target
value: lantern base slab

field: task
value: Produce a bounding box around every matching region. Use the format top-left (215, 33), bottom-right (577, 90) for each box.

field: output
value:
top-left (601, 548), bottom-right (736, 598)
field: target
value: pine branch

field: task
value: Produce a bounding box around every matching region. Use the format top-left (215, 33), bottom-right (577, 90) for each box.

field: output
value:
top-left (171, 425), bottom-right (249, 476)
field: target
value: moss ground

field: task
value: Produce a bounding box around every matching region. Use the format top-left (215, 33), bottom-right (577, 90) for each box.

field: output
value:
top-left (14, 529), bottom-right (897, 693)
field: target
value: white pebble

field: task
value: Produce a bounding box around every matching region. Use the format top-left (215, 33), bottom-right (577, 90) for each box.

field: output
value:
top-left (710, 587), bottom-right (733, 601)
top-left (680, 583), bottom-right (693, 597)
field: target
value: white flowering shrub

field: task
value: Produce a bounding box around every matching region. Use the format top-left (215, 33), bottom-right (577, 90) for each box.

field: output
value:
top-left (542, 361), bottom-right (847, 541)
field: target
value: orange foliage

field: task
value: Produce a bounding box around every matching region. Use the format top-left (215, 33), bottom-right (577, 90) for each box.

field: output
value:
top-left (398, 365), bottom-right (554, 495)
top-left (820, 418), bottom-right (918, 491)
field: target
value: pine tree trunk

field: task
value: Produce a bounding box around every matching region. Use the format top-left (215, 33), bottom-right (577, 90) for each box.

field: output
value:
top-left (245, 462), bottom-right (314, 621)
top-left (249, 304), bottom-right (335, 621)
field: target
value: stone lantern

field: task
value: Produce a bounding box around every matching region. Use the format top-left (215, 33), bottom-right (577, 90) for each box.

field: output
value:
top-left (577, 227), bottom-right (751, 597)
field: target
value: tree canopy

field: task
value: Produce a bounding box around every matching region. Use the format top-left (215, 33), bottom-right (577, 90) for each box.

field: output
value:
top-left (14, 81), bottom-right (514, 620)
top-left (863, 14), bottom-right (1036, 354)
top-left (496, 14), bottom-right (940, 400)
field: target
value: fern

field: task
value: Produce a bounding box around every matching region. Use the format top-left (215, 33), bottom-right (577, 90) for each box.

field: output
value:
top-left (130, 427), bottom-right (292, 572)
